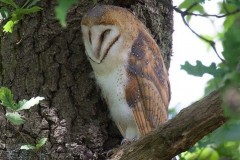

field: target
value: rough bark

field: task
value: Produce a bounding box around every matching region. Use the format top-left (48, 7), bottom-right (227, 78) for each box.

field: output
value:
top-left (0, 0), bottom-right (173, 159)
top-left (109, 91), bottom-right (226, 160)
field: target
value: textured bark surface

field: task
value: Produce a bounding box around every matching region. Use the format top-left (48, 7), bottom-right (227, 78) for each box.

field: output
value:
top-left (109, 91), bottom-right (226, 160)
top-left (0, 0), bottom-right (173, 159)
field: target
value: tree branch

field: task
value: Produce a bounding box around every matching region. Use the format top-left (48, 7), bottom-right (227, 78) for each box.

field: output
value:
top-left (109, 91), bottom-right (226, 160)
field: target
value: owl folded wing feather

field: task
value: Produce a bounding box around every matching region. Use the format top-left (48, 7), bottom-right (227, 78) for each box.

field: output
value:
top-left (125, 30), bottom-right (170, 136)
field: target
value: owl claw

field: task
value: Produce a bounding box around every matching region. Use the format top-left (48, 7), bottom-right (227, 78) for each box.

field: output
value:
top-left (121, 138), bottom-right (137, 145)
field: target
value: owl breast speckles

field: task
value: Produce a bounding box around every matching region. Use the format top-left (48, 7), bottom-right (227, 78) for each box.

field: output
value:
top-left (81, 5), bottom-right (170, 141)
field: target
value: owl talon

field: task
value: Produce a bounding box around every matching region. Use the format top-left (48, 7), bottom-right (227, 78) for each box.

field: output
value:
top-left (121, 138), bottom-right (131, 145)
top-left (121, 138), bottom-right (137, 145)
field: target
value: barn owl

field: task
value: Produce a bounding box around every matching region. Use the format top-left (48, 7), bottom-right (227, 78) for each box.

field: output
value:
top-left (81, 5), bottom-right (170, 141)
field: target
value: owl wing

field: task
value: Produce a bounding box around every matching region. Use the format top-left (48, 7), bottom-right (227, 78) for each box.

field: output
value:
top-left (125, 30), bottom-right (171, 136)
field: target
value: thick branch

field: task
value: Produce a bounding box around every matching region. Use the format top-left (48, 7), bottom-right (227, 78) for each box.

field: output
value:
top-left (109, 91), bottom-right (226, 160)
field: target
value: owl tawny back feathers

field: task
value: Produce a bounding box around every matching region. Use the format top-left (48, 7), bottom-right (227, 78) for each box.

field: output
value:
top-left (81, 5), bottom-right (170, 141)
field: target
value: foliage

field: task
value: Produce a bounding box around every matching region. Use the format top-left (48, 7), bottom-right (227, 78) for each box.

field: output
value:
top-left (181, 120), bottom-right (240, 160)
top-left (180, 1), bottom-right (240, 94)
top-left (0, 87), bottom-right (44, 125)
top-left (0, 0), bottom-right (42, 33)
top-left (181, 61), bottom-right (223, 77)
top-left (55, 0), bottom-right (96, 26)
top-left (0, 87), bottom-right (46, 150)
top-left (0, 0), bottom-right (97, 30)
top-left (21, 138), bottom-right (48, 151)
top-left (178, 0), bottom-right (240, 159)
top-left (55, 0), bottom-right (78, 27)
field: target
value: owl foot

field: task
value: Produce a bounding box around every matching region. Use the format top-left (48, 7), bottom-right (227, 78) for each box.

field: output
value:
top-left (121, 138), bottom-right (137, 145)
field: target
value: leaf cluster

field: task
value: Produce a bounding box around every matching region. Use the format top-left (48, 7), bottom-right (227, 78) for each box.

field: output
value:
top-left (0, 87), bottom-right (47, 151)
top-left (181, 120), bottom-right (240, 160)
top-left (0, 87), bottom-right (44, 125)
top-left (0, 0), bottom-right (42, 33)
top-left (55, 0), bottom-right (96, 27)
top-left (21, 138), bottom-right (48, 151)
top-left (179, 0), bottom-right (240, 159)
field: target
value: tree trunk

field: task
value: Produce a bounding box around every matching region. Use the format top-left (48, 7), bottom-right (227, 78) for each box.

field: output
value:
top-left (0, 0), bottom-right (173, 159)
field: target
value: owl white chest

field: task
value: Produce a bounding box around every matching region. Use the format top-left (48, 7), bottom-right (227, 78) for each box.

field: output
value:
top-left (94, 65), bottom-right (140, 139)
top-left (95, 66), bottom-right (133, 123)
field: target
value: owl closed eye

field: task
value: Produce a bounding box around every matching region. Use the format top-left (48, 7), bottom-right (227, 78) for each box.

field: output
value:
top-left (81, 5), bottom-right (170, 141)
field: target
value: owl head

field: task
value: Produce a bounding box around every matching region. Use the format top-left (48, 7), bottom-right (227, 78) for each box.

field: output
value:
top-left (81, 5), bottom-right (143, 64)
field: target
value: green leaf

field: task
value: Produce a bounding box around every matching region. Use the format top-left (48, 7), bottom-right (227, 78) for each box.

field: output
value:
top-left (3, 6), bottom-right (42, 33)
top-left (222, 19), bottom-right (240, 69)
top-left (179, 0), bottom-right (205, 14)
top-left (186, 15), bottom-right (192, 22)
top-left (208, 120), bottom-right (240, 143)
top-left (6, 112), bottom-right (25, 125)
top-left (0, 7), bottom-right (10, 19)
top-left (36, 138), bottom-right (47, 149)
top-left (181, 60), bottom-right (223, 77)
top-left (17, 96), bottom-right (44, 111)
top-left (11, 6), bottom-right (42, 21)
top-left (223, 16), bottom-right (236, 32)
top-left (3, 20), bottom-right (18, 33)
top-left (20, 144), bottom-right (36, 150)
top-left (216, 141), bottom-right (240, 159)
top-left (204, 78), bottom-right (223, 95)
top-left (0, 87), bottom-right (16, 110)
top-left (22, 0), bottom-right (41, 8)
top-left (0, 0), bottom-right (18, 8)
top-left (55, 0), bottom-right (78, 27)
top-left (226, 0), bottom-right (240, 7)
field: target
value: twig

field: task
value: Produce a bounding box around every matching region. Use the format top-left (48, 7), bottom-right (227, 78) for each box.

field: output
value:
top-left (180, 14), bottom-right (225, 62)
top-left (174, 6), bottom-right (240, 18)
top-left (172, 3), bottom-right (238, 62)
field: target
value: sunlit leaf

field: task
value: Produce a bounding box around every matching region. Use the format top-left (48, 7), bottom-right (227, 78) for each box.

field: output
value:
top-left (6, 112), bottom-right (25, 125)
top-left (16, 96), bottom-right (44, 111)
top-left (20, 144), bottom-right (35, 150)
top-left (223, 16), bottom-right (236, 32)
top-left (216, 141), bottom-right (240, 159)
top-left (55, 0), bottom-right (78, 27)
top-left (181, 147), bottom-right (220, 160)
top-left (3, 20), bottom-right (17, 33)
